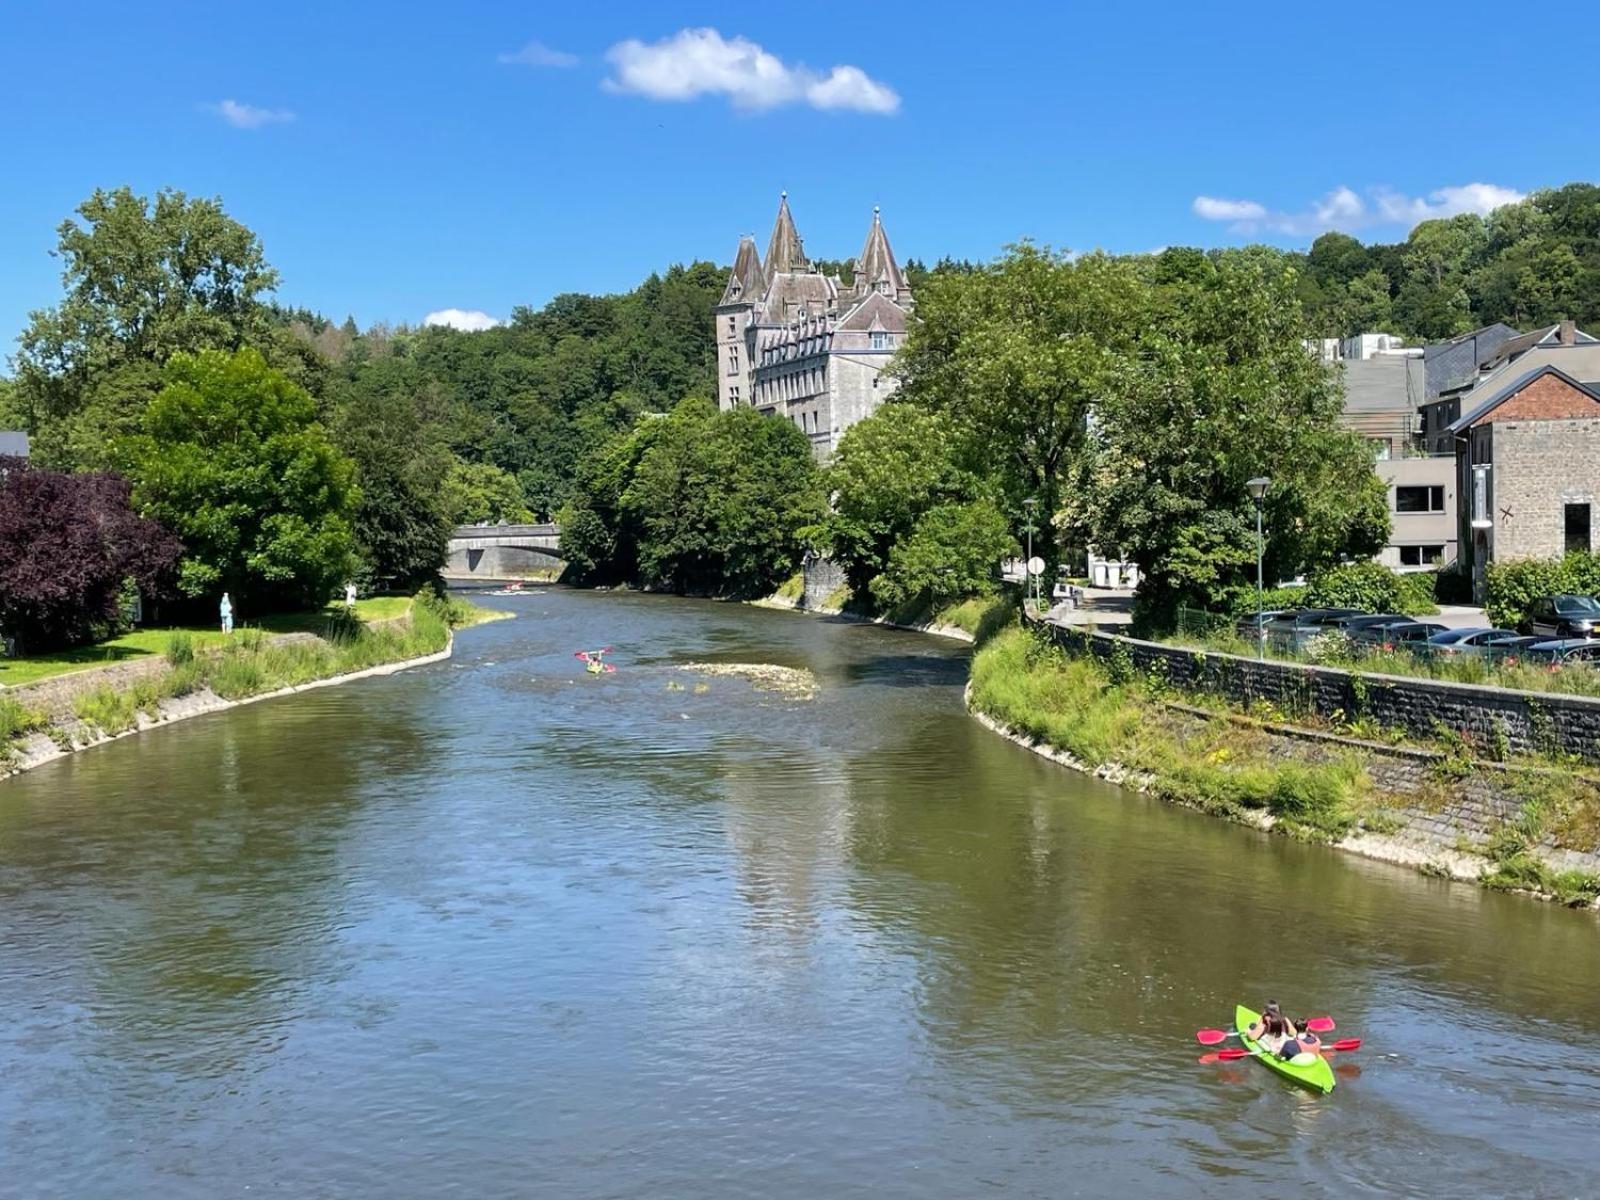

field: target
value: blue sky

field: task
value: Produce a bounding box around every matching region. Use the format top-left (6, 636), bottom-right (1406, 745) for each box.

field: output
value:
top-left (0, 1), bottom-right (1593, 348)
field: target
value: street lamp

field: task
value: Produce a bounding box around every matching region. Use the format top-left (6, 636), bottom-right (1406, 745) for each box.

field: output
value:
top-left (1246, 476), bottom-right (1270, 660)
top-left (1022, 497), bottom-right (1039, 613)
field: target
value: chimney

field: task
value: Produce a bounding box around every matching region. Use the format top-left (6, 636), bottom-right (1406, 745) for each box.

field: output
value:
top-left (1560, 318), bottom-right (1577, 345)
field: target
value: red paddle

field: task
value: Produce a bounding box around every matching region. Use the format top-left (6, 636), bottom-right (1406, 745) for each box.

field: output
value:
top-left (1200, 1038), bottom-right (1361, 1063)
top-left (1197, 1016), bottom-right (1335, 1045)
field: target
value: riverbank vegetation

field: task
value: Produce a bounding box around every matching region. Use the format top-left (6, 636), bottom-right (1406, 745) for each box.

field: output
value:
top-left (969, 624), bottom-right (1600, 903)
top-left (970, 625), bottom-right (1369, 839)
top-left (5, 589), bottom-right (480, 759)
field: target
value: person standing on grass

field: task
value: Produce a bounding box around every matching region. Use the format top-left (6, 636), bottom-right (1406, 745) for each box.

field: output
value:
top-left (220, 592), bottom-right (233, 635)
top-left (345, 581), bottom-right (357, 610)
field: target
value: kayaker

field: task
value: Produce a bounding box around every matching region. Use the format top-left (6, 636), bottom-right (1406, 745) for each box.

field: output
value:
top-left (1244, 1001), bottom-right (1292, 1053)
top-left (1279, 1018), bottom-right (1322, 1060)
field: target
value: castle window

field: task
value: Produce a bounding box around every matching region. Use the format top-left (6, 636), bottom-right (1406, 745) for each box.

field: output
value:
top-left (871, 332), bottom-right (893, 350)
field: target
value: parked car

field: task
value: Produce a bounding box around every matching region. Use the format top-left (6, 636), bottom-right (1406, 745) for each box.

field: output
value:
top-left (1480, 635), bottom-right (1548, 666)
top-left (1424, 628), bottom-right (1519, 658)
top-left (1354, 620), bottom-right (1447, 651)
top-left (1326, 613), bottom-right (1408, 633)
top-left (1425, 627), bottom-right (1494, 646)
top-left (1523, 594), bottom-right (1600, 639)
top-left (1234, 609), bottom-right (1293, 639)
top-left (1528, 638), bottom-right (1600, 665)
top-left (1262, 608), bottom-right (1362, 649)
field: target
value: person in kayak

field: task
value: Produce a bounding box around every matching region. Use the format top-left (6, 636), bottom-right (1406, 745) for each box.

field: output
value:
top-left (1279, 1018), bottom-right (1322, 1060)
top-left (1244, 1002), bottom-right (1292, 1053)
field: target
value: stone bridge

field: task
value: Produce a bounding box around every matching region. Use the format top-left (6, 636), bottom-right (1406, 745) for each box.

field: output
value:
top-left (445, 523), bottom-right (563, 579)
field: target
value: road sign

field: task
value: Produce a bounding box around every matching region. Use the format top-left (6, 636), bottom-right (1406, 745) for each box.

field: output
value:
top-left (1026, 556), bottom-right (1045, 577)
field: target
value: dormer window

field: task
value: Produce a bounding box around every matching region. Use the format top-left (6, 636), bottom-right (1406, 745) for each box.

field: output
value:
top-left (871, 332), bottom-right (893, 350)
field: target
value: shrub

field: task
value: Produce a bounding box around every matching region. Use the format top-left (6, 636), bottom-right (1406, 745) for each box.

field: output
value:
top-left (1486, 553), bottom-right (1600, 629)
top-left (165, 631), bottom-right (195, 666)
top-left (1304, 560), bottom-right (1435, 615)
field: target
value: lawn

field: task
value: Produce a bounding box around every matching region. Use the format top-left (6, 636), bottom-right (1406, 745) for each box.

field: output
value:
top-left (0, 596), bottom-right (414, 688)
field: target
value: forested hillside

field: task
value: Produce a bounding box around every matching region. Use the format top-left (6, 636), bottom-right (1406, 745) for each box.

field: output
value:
top-left (1291, 183), bottom-right (1600, 340)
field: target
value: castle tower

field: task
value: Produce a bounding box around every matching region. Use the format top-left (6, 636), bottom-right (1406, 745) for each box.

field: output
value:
top-left (715, 234), bottom-right (765, 410)
top-left (853, 206), bottom-right (912, 307)
top-left (764, 191), bottom-right (807, 276)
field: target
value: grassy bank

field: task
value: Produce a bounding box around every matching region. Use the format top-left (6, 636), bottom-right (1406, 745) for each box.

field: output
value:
top-left (972, 625), bottom-right (1380, 840)
top-left (0, 595), bottom-right (429, 688)
top-left (968, 624), bottom-right (1600, 904)
top-left (7, 590), bottom-right (486, 755)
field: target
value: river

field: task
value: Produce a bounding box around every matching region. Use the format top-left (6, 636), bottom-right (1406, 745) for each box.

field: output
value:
top-left (2, 589), bottom-right (1598, 1197)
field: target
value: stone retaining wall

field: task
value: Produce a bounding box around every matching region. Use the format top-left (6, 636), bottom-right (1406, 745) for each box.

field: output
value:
top-left (800, 555), bottom-right (847, 610)
top-left (1039, 620), bottom-right (1600, 763)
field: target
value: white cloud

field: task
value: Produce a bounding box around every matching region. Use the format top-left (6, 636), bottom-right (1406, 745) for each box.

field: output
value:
top-left (602, 28), bottom-right (900, 115)
top-left (424, 308), bottom-right (501, 332)
top-left (1192, 182), bottom-right (1525, 237)
top-left (498, 40), bottom-right (578, 68)
top-left (207, 99), bottom-right (296, 129)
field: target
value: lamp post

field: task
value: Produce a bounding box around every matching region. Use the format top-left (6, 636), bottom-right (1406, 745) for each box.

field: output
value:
top-left (1022, 497), bottom-right (1039, 613)
top-left (1246, 476), bottom-right (1270, 660)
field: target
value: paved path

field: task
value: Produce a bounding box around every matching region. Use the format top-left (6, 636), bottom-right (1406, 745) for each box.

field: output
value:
top-left (1039, 588), bottom-right (1135, 628)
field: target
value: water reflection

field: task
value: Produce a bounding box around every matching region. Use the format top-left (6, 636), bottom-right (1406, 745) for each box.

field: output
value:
top-left (1, 590), bottom-right (1598, 1198)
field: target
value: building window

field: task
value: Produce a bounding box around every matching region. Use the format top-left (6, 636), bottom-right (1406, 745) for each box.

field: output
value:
top-left (1566, 503), bottom-right (1592, 555)
top-left (727, 316), bottom-right (736, 336)
top-left (1399, 545), bottom-right (1445, 567)
top-left (1395, 485), bottom-right (1445, 513)
top-left (729, 386), bottom-right (739, 403)
top-left (870, 332), bottom-right (893, 350)
top-left (727, 351), bottom-right (739, 376)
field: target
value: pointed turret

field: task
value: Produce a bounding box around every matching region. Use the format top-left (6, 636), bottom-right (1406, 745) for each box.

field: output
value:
top-left (855, 205), bottom-right (909, 303)
top-left (721, 235), bottom-right (766, 306)
top-left (764, 191), bottom-right (808, 276)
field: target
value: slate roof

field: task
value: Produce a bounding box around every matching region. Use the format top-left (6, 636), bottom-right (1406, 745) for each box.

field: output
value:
top-left (1423, 323), bottom-right (1519, 399)
top-left (720, 236), bottom-right (766, 306)
top-left (0, 431), bottom-right (29, 457)
top-left (835, 291), bottom-right (909, 334)
top-left (1447, 364), bottom-right (1600, 434)
top-left (764, 192), bottom-right (807, 276)
top-left (854, 207), bottom-right (907, 298)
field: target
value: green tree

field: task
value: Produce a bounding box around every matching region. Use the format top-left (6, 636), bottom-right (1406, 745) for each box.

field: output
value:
top-left (819, 404), bottom-right (982, 599)
top-left (1088, 256), bottom-right (1389, 626)
top-left (621, 401), bottom-right (824, 596)
top-left (439, 460), bottom-right (534, 525)
top-left (332, 382), bottom-right (454, 588)
top-left (894, 244), bottom-right (1144, 576)
top-left (121, 348), bottom-right (358, 611)
top-left (872, 499), bottom-right (1015, 609)
top-left (14, 187), bottom-right (282, 469)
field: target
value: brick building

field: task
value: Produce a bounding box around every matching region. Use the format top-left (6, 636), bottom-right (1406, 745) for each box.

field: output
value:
top-left (1450, 364), bottom-right (1600, 597)
top-left (714, 193), bottom-right (913, 457)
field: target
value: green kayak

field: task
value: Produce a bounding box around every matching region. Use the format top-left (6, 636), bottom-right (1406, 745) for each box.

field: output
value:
top-left (1235, 1005), bottom-right (1336, 1095)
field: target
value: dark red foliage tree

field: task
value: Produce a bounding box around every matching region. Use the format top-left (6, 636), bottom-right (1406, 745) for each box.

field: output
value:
top-left (0, 457), bottom-right (181, 651)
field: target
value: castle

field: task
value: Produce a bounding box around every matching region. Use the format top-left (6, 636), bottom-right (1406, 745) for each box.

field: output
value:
top-left (715, 193), bottom-right (914, 457)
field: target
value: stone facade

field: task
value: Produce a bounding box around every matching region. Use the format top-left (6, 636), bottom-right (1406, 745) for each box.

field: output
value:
top-left (1451, 364), bottom-right (1600, 590)
top-left (715, 194), bottom-right (913, 457)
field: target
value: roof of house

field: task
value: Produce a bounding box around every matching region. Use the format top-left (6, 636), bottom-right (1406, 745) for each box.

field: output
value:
top-left (1428, 342), bottom-right (1600, 413)
top-left (1447, 364), bottom-right (1600, 434)
top-left (0, 431), bottom-right (29, 457)
top-left (1423, 322), bottom-right (1519, 399)
top-left (1341, 356), bottom-right (1425, 413)
top-left (1483, 322), bottom-right (1600, 367)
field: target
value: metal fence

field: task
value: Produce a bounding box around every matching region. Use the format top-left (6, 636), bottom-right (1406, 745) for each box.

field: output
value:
top-left (1171, 607), bottom-right (1599, 682)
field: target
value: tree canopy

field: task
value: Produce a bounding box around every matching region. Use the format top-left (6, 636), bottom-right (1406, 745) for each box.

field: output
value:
top-left (0, 458), bottom-right (180, 650)
top-left (121, 348), bottom-right (358, 611)
top-left (1293, 184), bottom-right (1600, 339)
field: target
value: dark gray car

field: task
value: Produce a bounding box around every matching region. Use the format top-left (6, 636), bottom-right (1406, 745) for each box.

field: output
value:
top-left (1524, 595), bottom-right (1600, 639)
